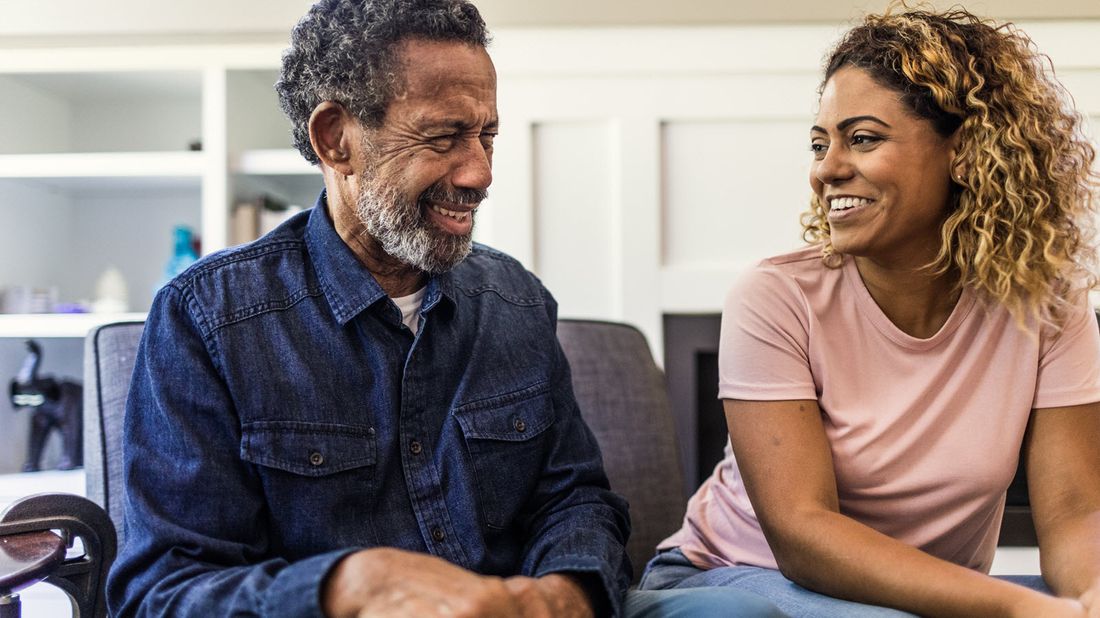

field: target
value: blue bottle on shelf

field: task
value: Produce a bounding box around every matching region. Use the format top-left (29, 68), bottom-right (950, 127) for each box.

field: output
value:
top-left (158, 225), bottom-right (199, 290)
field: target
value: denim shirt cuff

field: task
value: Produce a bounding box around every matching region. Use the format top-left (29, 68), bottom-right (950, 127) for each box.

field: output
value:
top-left (263, 548), bottom-right (359, 617)
top-left (535, 556), bottom-right (623, 618)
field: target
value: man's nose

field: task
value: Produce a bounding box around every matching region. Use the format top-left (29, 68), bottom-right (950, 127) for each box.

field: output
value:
top-left (451, 138), bottom-right (492, 190)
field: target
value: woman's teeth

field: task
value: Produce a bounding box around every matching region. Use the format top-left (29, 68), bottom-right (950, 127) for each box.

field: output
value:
top-left (830, 197), bottom-right (872, 211)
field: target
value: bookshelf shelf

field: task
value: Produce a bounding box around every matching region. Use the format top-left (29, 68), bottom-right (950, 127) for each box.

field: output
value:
top-left (0, 313), bottom-right (146, 338)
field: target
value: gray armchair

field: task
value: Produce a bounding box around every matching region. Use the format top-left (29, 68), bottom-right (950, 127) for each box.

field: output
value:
top-left (83, 321), bottom-right (144, 549)
top-left (557, 319), bottom-right (687, 583)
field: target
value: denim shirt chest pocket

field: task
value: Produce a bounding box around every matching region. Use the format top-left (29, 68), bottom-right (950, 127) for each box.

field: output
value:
top-left (240, 421), bottom-right (378, 541)
top-left (453, 381), bottom-right (555, 530)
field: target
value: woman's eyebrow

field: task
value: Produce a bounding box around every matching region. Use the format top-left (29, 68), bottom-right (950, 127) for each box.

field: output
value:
top-left (811, 115), bottom-right (892, 134)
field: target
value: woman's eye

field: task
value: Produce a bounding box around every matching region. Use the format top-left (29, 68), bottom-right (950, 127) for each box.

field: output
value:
top-left (851, 134), bottom-right (881, 146)
top-left (810, 142), bottom-right (828, 158)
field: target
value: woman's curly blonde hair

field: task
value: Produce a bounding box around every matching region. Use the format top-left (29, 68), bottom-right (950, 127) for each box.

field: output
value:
top-left (801, 4), bottom-right (1099, 330)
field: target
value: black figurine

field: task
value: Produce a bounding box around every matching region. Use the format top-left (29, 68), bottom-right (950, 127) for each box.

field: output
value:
top-left (9, 340), bottom-right (83, 472)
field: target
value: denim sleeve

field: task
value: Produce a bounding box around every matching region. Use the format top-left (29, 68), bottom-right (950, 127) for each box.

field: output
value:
top-left (106, 284), bottom-right (354, 617)
top-left (518, 288), bottom-right (633, 618)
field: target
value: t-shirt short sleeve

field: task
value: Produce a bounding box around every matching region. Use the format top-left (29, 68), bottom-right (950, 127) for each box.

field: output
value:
top-left (718, 264), bottom-right (817, 401)
top-left (1033, 293), bottom-right (1100, 409)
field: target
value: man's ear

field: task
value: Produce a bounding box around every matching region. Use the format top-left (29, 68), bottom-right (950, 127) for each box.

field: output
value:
top-left (308, 101), bottom-right (357, 176)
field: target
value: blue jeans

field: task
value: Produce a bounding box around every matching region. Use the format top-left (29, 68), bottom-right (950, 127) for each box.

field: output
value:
top-left (625, 587), bottom-right (787, 617)
top-left (637, 548), bottom-right (1051, 618)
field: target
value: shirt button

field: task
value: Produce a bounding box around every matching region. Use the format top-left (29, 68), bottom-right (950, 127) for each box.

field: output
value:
top-left (309, 452), bottom-right (324, 466)
top-left (431, 527), bottom-right (446, 542)
top-left (514, 418), bottom-right (526, 433)
top-left (409, 440), bottom-right (423, 455)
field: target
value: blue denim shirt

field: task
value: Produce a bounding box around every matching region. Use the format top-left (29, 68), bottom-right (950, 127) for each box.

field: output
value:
top-left (107, 194), bottom-right (631, 617)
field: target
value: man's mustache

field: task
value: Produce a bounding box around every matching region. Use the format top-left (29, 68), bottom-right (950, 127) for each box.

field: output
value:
top-left (419, 184), bottom-right (488, 206)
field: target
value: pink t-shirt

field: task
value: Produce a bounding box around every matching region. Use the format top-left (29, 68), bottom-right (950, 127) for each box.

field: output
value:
top-left (660, 245), bottom-right (1100, 573)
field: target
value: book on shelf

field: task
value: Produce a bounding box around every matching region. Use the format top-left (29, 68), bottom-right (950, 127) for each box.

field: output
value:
top-left (231, 195), bottom-right (305, 246)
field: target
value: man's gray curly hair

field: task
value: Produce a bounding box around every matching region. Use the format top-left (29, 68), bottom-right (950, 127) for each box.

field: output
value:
top-left (276, 0), bottom-right (490, 165)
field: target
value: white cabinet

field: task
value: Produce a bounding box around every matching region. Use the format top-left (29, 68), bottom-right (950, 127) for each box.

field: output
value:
top-left (0, 46), bottom-right (322, 339)
top-left (227, 68), bottom-right (322, 218)
top-left (0, 44), bottom-right (321, 475)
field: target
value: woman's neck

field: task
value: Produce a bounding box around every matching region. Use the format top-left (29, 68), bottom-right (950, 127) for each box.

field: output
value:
top-left (853, 255), bottom-right (962, 339)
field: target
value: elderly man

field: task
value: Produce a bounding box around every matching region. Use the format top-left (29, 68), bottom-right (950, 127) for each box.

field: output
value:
top-left (107, 1), bottom-right (782, 616)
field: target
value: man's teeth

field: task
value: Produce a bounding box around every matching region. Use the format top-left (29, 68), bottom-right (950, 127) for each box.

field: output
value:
top-left (431, 204), bottom-right (473, 221)
top-left (830, 197), bottom-right (872, 211)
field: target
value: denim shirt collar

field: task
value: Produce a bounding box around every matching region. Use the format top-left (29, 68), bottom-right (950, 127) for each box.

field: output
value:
top-left (304, 190), bottom-right (455, 326)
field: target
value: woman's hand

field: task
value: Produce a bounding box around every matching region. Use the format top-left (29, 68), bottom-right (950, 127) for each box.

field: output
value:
top-left (1009, 592), bottom-right (1085, 618)
top-left (1078, 576), bottom-right (1100, 617)
top-left (1006, 576), bottom-right (1100, 618)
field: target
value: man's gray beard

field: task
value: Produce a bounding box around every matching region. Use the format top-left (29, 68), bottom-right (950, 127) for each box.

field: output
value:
top-left (355, 180), bottom-right (475, 275)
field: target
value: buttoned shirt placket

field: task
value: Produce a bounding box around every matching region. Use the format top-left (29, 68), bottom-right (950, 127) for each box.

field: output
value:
top-left (397, 293), bottom-right (470, 568)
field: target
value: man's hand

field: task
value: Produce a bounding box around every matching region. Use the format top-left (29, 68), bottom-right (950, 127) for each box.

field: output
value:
top-left (502, 574), bottom-right (596, 618)
top-left (322, 547), bottom-right (522, 618)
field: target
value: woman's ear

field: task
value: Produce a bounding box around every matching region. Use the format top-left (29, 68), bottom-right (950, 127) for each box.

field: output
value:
top-left (952, 161), bottom-right (968, 185)
top-left (308, 101), bottom-right (357, 177)
top-left (949, 129), bottom-right (968, 185)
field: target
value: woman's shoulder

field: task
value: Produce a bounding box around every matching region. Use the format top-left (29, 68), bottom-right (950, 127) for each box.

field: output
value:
top-left (723, 246), bottom-right (836, 319)
top-left (760, 245), bottom-right (828, 270)
top-left (733, 245), bottom-right (841, 298)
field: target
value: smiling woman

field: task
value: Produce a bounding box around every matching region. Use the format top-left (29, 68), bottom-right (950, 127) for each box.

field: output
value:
top-left (640, 6), bottom-right (1100, 618)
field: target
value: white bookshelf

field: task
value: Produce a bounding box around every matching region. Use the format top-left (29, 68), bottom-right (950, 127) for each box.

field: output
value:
top-left (0, 47), bottom-right (302, 337)
top-left (0, 151), bottom-right (206, 179)
top-left (0, 469), bottom-right (85, 511)
top-left (232, 148), bottom-right (322, 209)
top-left (0, 47), bottom-right (296, 476)
top-left (0, 313), bottom-right (146, 338)
top-left (233, 148), bottom-right (316, 176)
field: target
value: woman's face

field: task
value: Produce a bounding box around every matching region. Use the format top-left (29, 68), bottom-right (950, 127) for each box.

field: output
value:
top-left (810, 67), bottom-right (959, 268)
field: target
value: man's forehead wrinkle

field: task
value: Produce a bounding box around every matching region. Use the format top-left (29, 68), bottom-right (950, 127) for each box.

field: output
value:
top-left (402, 75), bottom-right (493, 102)
top-left (411, 112), bottom-right (491, 130)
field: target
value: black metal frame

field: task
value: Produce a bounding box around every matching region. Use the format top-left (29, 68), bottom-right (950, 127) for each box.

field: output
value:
top-left (0, 494), bottom-right (116, 618)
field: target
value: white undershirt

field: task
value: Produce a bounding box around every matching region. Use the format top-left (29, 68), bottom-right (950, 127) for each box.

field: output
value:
top-left (391, 287), bottom-right (427, 335)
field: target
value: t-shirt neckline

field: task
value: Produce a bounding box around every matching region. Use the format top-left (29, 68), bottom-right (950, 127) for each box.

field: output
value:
top-left (843, 255), bottom-right (976, 350)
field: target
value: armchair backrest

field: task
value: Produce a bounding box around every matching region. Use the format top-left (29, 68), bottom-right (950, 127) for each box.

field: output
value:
top-left (557, 319), bottom-right (687, 583)
top-left (83, 321), bottom-right (144, 547)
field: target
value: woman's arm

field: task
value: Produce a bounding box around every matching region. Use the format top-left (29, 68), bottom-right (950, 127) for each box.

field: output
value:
top-left (725, 398), bottom-right (1086, 617)
top-left (1027, 402), bottom-right (1100, 601)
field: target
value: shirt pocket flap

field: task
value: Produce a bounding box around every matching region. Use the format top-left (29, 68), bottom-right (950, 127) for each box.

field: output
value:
top-left (453, 382), bottom-right (555, 442)
top-left (240, 421), bottom-right (377, 477)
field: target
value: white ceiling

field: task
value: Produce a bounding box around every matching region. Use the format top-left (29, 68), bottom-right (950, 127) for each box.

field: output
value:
top-left (0, 0), bottom-right (1097, 42)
